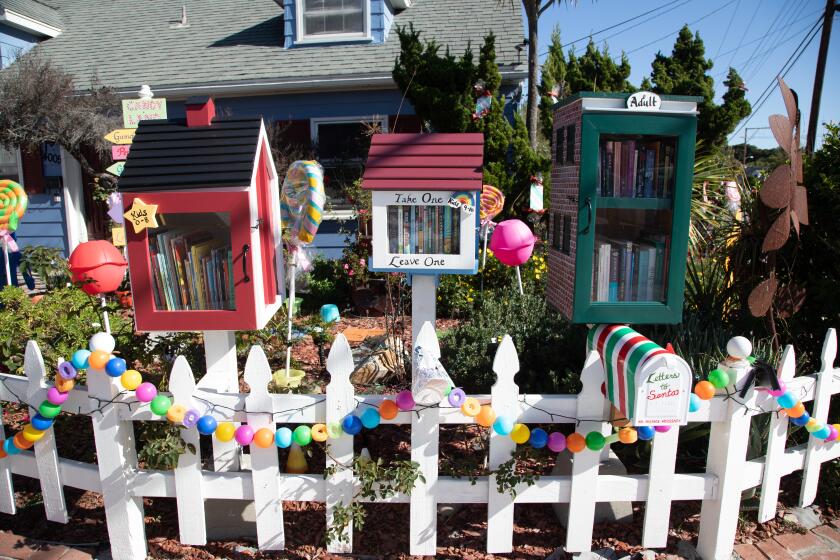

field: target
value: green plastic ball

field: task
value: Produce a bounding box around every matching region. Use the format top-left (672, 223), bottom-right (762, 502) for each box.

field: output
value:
top-left (707, 368), bottom-right (729, 389)
top-left (585, 431), bottom-right (606, 451)
top-left (806, 422), bottom-right (823, 434)
top-left (149, 395), bottom-right (172, 416)
top-left (293, 425), bottom-right (312, 446)
top-left (39, 401), bottom-right (62, 419)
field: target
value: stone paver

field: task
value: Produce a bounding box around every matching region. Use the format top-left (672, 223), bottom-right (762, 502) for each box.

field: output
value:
top-left (0, 532), bottom-right (94, 560)
top-left (814, 525), bottom-right (840, 549)
top-left (801, 553), bottom-right (840, 560)
top-left (755, 538), bottom-right (798, 560)
top-left (735, 542), bottom-right (768, 560)
top-left (775, 531), bottom-right (828, 556)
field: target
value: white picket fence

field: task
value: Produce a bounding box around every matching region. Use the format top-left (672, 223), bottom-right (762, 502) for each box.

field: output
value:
top-left (0, 326), bottom-right (838, 560)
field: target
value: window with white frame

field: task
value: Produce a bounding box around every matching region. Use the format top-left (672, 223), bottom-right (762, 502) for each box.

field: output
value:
top-left (0, 146), bottom-right (21, 183)
top-left (297, 0), bottom-right (369, 41)
top-left (312, 116), bottom-right (386, 213)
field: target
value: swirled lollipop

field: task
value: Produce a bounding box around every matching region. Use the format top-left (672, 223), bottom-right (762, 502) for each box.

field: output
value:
top-left (281, 161), bottom-right (325, 245)
top-left (0, 180), bottom-right (28, 232)
top-left (480, 184), bottom-right (504, 223)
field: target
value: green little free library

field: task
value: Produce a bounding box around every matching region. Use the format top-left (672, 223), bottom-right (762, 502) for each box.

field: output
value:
top-left (547, 92), bottom-right (701, 325)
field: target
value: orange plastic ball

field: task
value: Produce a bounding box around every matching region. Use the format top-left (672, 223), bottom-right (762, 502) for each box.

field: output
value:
top-left (166, 404), bottom-right (186, 424)
top-left (786, 402), bottom-right (806, 418)
top-left (311, 424), bottom-right (329, 442)
top-left (476, 405), bottom-right (496, 428)
top-left (13, 432), bottom-right (34, 450)
top-left (0, 444), bottom-right (6, 459)
top-left (253, 428), bottom-right (275, 448)
top-left (88, 350), bottom-right (111, 370)
top-left (379, 399), bottom-right (399, 420)
top-left (55, 376), bottom-right (75, 393)
top-left (566, 433), bottom-right (586, 453)
top-left (461, 397), bottom-right (481, 417)
top-left (694, 380), bottom-right (716, 400)
top-left (618, 427), bottom-right (638, 444)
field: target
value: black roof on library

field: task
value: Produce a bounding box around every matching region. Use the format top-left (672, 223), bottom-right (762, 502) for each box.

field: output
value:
top-left (118, 116), bottom-right (262, 192)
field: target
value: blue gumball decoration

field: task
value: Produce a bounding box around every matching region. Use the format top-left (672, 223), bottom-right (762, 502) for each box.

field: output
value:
top-left (637, 426), bottom-right (655, 441)
top-left (814, 425), bottom-right (832, 440)
top-left (3, 439), bottom-right (20, 455)
top-left (71, 349), bottom-right (91, 370)
top-left (342, 414), bottom-right (363, 435)
top-left (688, 393), bottom-right (701, 413)
top-left (529, 428), bottom-right (548, 449)
top-left (196, 415), bottom-right (218, 435)
top-left (105, 357), bottom-right (127, 378)
top-left (776, 392), bottom-right (797, 409)
top-left (493, 416), bottom-right (514, 436)
top-left (31, 414), bottom-right (54, 431)
top-left (320, 304), bottom-right (340, 324)
top-left (791, 412), bottom-right (811, 426)
top-left (360, 408), bottom-right (381, 429)
top-left (275, 427), bottom-right (293, 448)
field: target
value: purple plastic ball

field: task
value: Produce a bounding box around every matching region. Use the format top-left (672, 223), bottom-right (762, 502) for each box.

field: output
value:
top-left (547, 432), bottom-right (567, 453)
top-left (182, 408), bottom-right (200, 429)
top-left (47, 387), bottom-right (69, 405)
top-left (447, 388), bottom-right (466, 407)
top-left (135, 382), bottom-right (157, 403)
top-left (396, 390), bottom-right (415, 411)
top-left (827, 425), bottom-right (839, 442)
top-left (57, 361), bottom-right (77, 380)
top-left (768, 379), bottom-right (787, 397)
top-left (235, 425), bottom-right (255, 446)
top-left (654, 425), bottom-right (671, 433)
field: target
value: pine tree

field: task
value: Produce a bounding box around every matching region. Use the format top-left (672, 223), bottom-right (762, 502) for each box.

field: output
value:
top-left (648, 25), bottom-right (751, 147)
top-left (565, 39), bottom-right (634, 94)
top-left (538, 27), bottom-right (567, 142)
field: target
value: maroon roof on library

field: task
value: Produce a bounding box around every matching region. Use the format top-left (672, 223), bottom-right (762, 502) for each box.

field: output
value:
top-left (362, 133), bottom-right (484, 191)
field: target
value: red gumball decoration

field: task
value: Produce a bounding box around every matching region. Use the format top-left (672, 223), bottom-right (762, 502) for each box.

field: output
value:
top-left (69, 241), bottom-right (127, 295)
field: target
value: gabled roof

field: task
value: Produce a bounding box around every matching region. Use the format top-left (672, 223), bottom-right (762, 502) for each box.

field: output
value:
top-left (34, 0), bottom-right (524, 94)
top-left (0, 0), bottom-right (62, 36)
top-left (119, 116), bottom-right (263, 192)
top-left (362, 133), bottom-right (483, 191)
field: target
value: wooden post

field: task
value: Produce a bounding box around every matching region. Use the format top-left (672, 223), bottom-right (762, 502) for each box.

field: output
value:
top-left (25, 342), bottom-right (68, 523)
top-left (244, 346), bottom-right (284, 550)
top-left (325, 334), bottom-right (355, 553)
top-left (758, 344), bottom-right (797, 522)
top-left (696, 347), bottom-right (754, 560)
top-left (197, 330), bottom-right (240, 471)
top-left (169, 356), bottom-right (207, 545)
top-left (410, 275), bottom-right (436, 347)
top-left (800, 328), bottom-right (837, 506)
top-left (565, 350), bottom-right (609, 553)
top-left (642, 424), bottom-right (679, 547)
top-left (0, 388), bottom-right (14, 514)
top-left (487, 335), bottom-right (519, 553)
top-left (410, 320), bottom-right (440, 556)
top-left (88, 357), bottom-right (147, 559)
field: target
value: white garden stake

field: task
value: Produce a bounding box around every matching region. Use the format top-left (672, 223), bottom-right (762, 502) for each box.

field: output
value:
top-left (284, 251), bottom-right (298, 383)
top-left (2, 238), bottom-right (10, 288)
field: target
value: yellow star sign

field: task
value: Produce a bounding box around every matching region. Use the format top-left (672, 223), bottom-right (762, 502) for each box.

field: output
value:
top-left (123, 198), bottom-right (159, 233)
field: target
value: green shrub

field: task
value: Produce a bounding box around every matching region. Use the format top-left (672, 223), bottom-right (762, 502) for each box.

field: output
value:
top-left (300, 254), bottom-right (351, 313)
top-left (440, 292), bottom-right (585, 394)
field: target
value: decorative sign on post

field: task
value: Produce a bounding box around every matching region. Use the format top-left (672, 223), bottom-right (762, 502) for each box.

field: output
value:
top-left (625, 91), bottom-right (661, 111)
top-left (122, 98), bottom-right (168, 129)
top-left (106, 162), bottom-right (125, 177)
top-left (122, 198), bottom-right (159, 233)
top-left (111, 145), bottom-right (131, 161)
top-left (589, 324), bottom-right (692, 426)
top-left (103, 129), bottom-right (136, 145)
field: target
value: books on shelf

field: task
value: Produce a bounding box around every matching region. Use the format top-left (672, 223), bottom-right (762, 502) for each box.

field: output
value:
top-left (149, 228), bottom-right (235, 311)
top-left (592, 236), bottom-right (669, 303)
top-left (387, 205), bottom-right (461, 255)
top-left (599, 138), bottom-right (676, 199)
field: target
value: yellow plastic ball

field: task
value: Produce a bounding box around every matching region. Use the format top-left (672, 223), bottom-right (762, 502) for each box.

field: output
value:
top-left (311, 424), bottom-right (329, 442)
top-left (22, 424), bottom-right (45, 442)
top-left (510, 423), bottom-right (531, 444)
top-left (55, 376), bottom-right (75, 393)
top-left (460, 397), bottom-right (481, 417)
top-left (475, 406), bottom-right (496, 428)
top-left (121, 370), bottom-right (142, 391)
top-left (215, 422), bottom-right (236, 442)
top-left (166, 404), bottom-right (186, 424)
top-left (618, 427), bottom-right (638, 444)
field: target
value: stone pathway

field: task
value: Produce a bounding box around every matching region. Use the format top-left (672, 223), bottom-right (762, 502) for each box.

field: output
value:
top-left (0, 531), bottom-right (106, 560)
top-left (734, 521), bottom-right (840, 560)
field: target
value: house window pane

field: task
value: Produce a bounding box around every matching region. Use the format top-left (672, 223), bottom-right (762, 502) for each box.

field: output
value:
top-left (0, 147), bottom-right (20, 183)
top-left (315, 120), bottom-right (380, 210)
top-left (303, 0), bottom-right (365, 36)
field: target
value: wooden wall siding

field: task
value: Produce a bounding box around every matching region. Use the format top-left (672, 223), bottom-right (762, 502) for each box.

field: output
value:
top-left (282, 0), bottom-right (391, 47)
top-left (13, 194), bottom-right (68, 255)
top-left (1, 328), bottom-right (839, 559)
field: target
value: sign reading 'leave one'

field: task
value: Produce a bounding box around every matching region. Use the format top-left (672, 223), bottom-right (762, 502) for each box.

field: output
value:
top-left (122, 98), bottom-right (168, 128)
top-left (626, 91), bottom-right (661, 111)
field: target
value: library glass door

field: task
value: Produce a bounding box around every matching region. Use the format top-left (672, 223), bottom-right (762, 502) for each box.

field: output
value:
top-left (575, 113), bottom-right (696, 324)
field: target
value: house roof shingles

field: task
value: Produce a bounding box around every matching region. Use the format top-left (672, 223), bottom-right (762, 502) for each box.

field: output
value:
top-left (35, 0), bottom-right (525, 93)
top-left (0, 0), bottom-right (62, 30)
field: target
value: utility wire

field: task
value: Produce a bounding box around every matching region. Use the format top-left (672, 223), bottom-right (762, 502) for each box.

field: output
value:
top-left (742, 0), bottom-right (806, 81)
top-left (729, 17), bottom-right (824, 142)
top-left (727, 0), bottom-right (764, 68)
top-left (713, 0), bottom-right (742, 59)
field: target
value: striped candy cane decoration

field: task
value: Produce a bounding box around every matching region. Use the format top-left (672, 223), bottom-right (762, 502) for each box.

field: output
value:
top-left (588, 325), bottom-right (673, 421)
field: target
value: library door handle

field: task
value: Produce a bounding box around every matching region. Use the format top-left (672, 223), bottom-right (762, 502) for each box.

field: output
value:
top-left (580, 197), bottom-right (592, 235)
top-left (242, 244), bottom-right (250, 283)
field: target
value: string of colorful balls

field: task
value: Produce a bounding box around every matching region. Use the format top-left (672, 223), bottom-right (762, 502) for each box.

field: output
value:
top-left (690, 360), bottom-right (840, 443)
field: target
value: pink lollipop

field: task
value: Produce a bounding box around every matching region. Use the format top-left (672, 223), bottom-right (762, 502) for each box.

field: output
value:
top-left (489, 219), bottom-right (536, 294)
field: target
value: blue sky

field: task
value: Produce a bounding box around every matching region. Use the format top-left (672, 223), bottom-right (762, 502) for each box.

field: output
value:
top-left (533, 0), bottom-right (839, 149)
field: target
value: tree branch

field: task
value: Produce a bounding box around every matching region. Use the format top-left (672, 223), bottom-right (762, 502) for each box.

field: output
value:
top-left (538, 0), bottom-right (557, 17)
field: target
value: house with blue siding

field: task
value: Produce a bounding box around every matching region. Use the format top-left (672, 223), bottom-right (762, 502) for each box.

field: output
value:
top-left (3, 0), bottom-right (525, 259)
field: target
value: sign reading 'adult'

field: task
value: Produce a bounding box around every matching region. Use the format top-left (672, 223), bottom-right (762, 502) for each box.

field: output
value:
top-left (626, 91), bottom-right (661, 111)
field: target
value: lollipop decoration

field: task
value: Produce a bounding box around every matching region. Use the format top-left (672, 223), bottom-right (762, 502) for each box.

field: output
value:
top-left (489, 219), bottom-right (536, 294)
top-left (472, 81), bottom-right (493, 120)
top-left (0, 180), bottom-right (27, 286)
top-left (479, 184), bottom-right (504, 269)
top-left (68, 240), bottom-right (128, 334)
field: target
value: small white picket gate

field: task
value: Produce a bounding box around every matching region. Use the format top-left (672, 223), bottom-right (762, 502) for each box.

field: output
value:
top-left (0, 327), bottom-right (838, 560)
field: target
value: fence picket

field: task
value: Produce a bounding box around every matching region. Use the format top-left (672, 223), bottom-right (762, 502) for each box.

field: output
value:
top-left (325, 334), bottom-right (356, 553)
top-left (800, 328), bottom-right (837, 507)
top-left (25, 342), bottom-right (68, 523)
top-left (642, 424), bottom-right (679, 547)
top-left (87, 358), bottom-right (147, 560)
top-left (487, 335), bottom-right (520, 553)
top-left (169, 356), bottom-right (207, 545)
top-left (758, 345), bottom-right (797, 522)
top-left (696, 353), bottom-right (754, 560)
top-left (244, 346), bottom-right (284, 550)
top-left (198, 331), bottom-right (240, 471)
top-left (565, 350), bottom-right (609, 553)
top-left (0, 371), bottom-right (15, 514)
top-left (410, 321), bottom-right (441, 556)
